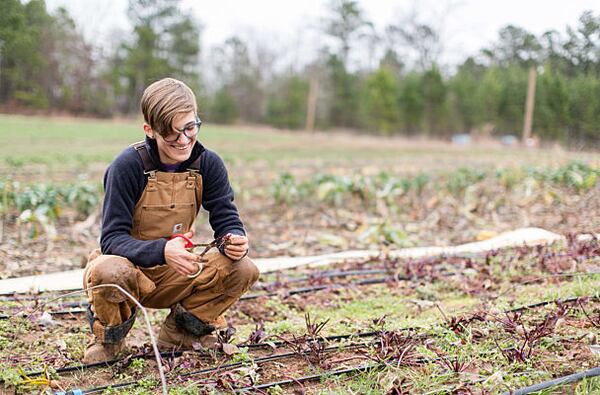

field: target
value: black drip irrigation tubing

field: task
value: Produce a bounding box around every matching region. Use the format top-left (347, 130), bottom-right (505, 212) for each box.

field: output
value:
top-left (11, 293), bottom-right (600, 381)
top-left (0, 267), bottom-right (393, 303)
top-left (4, 268), bottom-right (599, 321)
top-left (260, 267), bottom-right (393, 285)
top-left (263, 247), bottom-right (597, 288)
top-left (7, 293), bottom-right (599, 393)
top-left (503, 366), bottom-right (600, 395)
top-left (60, 342), bottom-right (371, 395)
top-left (0, 266), bottom-right (398, 306)
top-left (244, 274), bottom-right (409, 299)
top-left (0, 274), bottom-right (413, 319)
top-left (242, 354), bottom-right (600, 395)
top-left (59, 335), bottom-right (598, 395)
top-left (0, 292), bottom-right (84, 302)
top-left (1, 246), bottom-right (597, 317)
top-left (13, 329), bottom-right (388, 380)
top-left (6, 349), bottom-right (192, 381)
top-left (57, 344), bottom-right (518, 395)
top-left (506, 295), bottom-right (600, 314)
top-left (234, 362), bottom-right (383, 393)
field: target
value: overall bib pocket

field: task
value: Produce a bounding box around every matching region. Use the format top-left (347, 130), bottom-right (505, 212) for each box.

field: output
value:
top-left (139, 202), bottom-right (195, 239)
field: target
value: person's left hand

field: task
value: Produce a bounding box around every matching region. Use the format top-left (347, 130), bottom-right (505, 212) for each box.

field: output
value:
top-left (224, 234), bottom-right (249, 261)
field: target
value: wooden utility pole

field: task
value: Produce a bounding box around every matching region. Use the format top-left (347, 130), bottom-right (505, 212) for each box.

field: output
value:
top-left (305, 73), bottom-right (319, 133)
top-left (522, 66), bottom-right (537, 145)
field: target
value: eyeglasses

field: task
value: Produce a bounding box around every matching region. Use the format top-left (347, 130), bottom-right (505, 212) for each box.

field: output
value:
top-left (162, 117), bottom-right (202, 142)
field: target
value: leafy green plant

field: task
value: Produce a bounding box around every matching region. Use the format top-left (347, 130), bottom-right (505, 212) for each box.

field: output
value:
top-left (349, 175), bottom-right (377, 203)
top-left (550, 162), bottom-right (598, 192)
top-left (0, 178), bottom-right (104, 235)
top-left (446, 167), bottom-right (487, 195)
top-left (0, 179), bottom-right (16, 214)
top-left (271, 173), bottom-right (307, 204)
top-left (64, 182), bottom-right (101, 217)
top-left (412, 172), bottom-right (430, 195)
top-left (358, 221), bottom-right (412, 247)
top-left (168, 385), bottom-right (207, 395)
top-left (0, 364), bottom-right (21, 387)
top-left (17, 207), bottom-right (57, 239)
top-left (496, 167), bottom-right (525, 190)
top-left (315, 174), bottom-right (353, 206)
top-left (14, 184), bottom-right (62, 220)
top-left (129, 358), bottom-right (146, 374)
top-left (267, 385), bottom-right (284, 395)
top-left (377, 174), bottom-right (410, 198)
top-left (230, 347), bottom-right (252, 364)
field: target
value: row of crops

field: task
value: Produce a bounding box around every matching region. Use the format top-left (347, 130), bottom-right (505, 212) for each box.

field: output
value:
top-left (0, 181), bottom-right (101, 238)
top-left (271, 161), bottom-right (599, 205)
top-left (0, 162), bottom-right (597, 240)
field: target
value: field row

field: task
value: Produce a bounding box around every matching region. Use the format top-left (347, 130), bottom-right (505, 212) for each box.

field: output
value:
top-left (1, 238), bottom-right (599, 393)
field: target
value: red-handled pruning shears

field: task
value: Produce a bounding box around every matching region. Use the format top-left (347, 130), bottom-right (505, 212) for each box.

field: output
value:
top-left (169, 234), bottom-right (232, 278)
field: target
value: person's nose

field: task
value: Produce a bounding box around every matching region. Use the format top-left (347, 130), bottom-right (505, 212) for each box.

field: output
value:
top-left (176, 131), bottom-right (192, 143)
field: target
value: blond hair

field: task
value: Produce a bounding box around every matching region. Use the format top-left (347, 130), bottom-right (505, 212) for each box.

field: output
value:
top-left (141, 78), bottom-right (197, 136)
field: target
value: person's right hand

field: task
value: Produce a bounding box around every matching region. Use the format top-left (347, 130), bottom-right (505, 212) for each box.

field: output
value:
top-left (164, 230), bottom-right (204, 277)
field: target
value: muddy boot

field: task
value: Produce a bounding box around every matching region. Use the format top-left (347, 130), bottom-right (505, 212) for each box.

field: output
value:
top-left (83, 306), bottom-right (136, 364)
top-left (83, 341), bottom-right (126, 364)
top-left (158, 304), bottom-right (218, 351)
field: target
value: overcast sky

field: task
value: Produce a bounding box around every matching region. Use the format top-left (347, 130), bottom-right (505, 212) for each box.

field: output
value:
top-left (47, 0), bottom-right (600, 67)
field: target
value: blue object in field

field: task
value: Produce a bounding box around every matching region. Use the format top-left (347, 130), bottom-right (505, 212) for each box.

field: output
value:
top-left (54, 390), bottom-right (83, 395)
top-left (500, 135), bottom-right (518, 146)
top-left (451, 134), bottom-right (471, 145)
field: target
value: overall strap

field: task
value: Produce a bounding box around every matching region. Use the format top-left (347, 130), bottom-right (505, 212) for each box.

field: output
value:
top-left (185, 155), bottom-right (202, 192)
top-left (187, 155), bottom-right (201, 174)
top-left (186, 155), bottom-right (202, 206)
top-left (131, 141), bottom-right (158, 177)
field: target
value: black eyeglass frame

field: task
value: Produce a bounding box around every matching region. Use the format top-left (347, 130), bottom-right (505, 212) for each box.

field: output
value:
top-left (161, 117), bottom-right (202, 143)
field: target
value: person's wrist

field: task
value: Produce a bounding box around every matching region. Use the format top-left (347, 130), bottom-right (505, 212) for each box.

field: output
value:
top-left (169, 234), bottom-right (193, 248)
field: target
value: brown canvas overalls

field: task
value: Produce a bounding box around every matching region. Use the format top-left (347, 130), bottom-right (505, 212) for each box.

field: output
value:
top-left (83, 143), bottom-right (259, 361)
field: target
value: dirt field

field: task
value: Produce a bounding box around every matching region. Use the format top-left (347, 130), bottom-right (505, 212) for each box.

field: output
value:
top-left (1, 239), bottom-right (600, 393)
top-left (1, 115), bottom-right (599, 393)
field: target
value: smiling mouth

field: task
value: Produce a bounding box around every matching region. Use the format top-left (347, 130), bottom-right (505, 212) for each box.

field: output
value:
top-left (171, 143), bottom-right (191, 151)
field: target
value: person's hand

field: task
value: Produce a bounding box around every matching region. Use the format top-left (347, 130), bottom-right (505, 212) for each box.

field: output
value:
top-left (224, 234), bottom-right (249, 261)
top-left (164, 230), bottom-right (204, 276)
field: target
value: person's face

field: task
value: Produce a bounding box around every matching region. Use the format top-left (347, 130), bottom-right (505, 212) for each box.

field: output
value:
top-left (144, 111), bottom-right (198, 165)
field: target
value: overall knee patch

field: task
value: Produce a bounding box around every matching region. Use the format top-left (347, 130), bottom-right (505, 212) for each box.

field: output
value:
top-left (87, 305), bottom-right (137, 344)
top-left (173, 304), bottom-right (215, 337)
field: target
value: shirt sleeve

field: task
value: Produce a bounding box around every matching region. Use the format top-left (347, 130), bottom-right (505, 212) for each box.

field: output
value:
top-left (201, 150), bottom-right (246, 239)
top-left (100, 148), bottom-right (167, 267)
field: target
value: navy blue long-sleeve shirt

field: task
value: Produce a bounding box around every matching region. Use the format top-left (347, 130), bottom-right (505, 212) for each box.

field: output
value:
top-left (100, 137), bottom-right (245, 268)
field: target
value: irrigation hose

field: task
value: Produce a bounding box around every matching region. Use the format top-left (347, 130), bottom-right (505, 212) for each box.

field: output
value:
top-left (0, 274), bottom-right (406, 319)
top-left (503, 366), bottom-right (600, 395)
top-left (13, 293), bottom-right (599, 386)
top-left (13, 330), bottom-right (385, 380)
top-left (5, 274), bottom-right (598, 321)
top-left (7, 303), bottom-right (598, 393)
top-left (1, 247), bottom-right (597, 392)
top-left (65, 343), bottom-right (371, 394)
top-left (235, 362), bottom-right (381, 392)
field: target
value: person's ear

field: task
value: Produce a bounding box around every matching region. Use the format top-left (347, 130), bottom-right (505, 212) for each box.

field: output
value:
top-left (143, 123), bottom-right (155, 139)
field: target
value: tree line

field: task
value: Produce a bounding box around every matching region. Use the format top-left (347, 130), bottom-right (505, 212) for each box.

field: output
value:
top-left (1, 0), bottom-right (600, 146)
